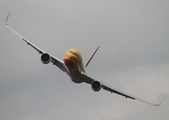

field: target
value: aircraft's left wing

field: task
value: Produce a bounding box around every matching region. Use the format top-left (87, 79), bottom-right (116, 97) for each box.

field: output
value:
top-left (80, 73), bottom-right (167, 106)
top-left (6, 12), bottom-right (65, 72)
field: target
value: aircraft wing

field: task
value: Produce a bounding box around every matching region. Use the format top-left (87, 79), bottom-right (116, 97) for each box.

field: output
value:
top-left (6, 13), bottom-right (65, 72)
top-left (80, 73), bottom-right (167, 106)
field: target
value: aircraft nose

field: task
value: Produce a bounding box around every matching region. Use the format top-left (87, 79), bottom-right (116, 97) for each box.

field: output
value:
top-left (64, 53), bottom-right (79, 67)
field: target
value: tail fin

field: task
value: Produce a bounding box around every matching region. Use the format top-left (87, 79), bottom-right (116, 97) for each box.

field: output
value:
top-left (85, 46), bottom-right (100, 67)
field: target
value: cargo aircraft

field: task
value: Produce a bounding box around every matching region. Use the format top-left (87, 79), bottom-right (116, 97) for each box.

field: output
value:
top-left (5, 13), bottom-right (167, 106)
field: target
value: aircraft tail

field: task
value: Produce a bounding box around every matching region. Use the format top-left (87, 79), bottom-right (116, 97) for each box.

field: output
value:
top-left (85, 46), bottom-right (100, 67)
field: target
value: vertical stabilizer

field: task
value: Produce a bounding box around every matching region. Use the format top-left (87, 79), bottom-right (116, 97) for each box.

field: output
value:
top-left (85, 46), bottom-right (100, 67)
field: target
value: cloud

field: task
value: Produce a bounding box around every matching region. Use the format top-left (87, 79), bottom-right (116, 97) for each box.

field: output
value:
top-left (0, 1), bottom-right (169, 120)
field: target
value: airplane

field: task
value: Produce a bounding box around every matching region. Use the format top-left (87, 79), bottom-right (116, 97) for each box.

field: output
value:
top-left (5, 12), bottom-right (167, 106)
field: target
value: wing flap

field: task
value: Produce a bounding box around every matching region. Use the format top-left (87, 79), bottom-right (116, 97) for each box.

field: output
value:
top-left (102, 84), bottom-right (135, 99)
top-left (6, 13), bottom-right (65, 72)
top-left (80, 73), bottom-right (167, 106)
top-left (51, 56), bottom-right (65, 72)
top-left (80, 72), bottom-right (94, 84)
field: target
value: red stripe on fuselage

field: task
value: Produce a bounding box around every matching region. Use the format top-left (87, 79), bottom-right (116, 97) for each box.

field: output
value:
top-left (64, 59), bottom-right (81, 78)
top-left (63, 49), bottom-right (84, 83)
top-left (64, 59), bottom-right (77, 68)
top-left (64, 53), bottom-right (79, 66)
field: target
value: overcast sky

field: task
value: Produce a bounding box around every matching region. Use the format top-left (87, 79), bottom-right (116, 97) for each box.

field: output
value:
top-left (0, 1), bottom-right (169, 120)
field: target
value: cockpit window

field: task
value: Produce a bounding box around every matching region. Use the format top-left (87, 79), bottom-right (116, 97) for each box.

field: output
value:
top-left (69, 51), bottom-right (80, 58)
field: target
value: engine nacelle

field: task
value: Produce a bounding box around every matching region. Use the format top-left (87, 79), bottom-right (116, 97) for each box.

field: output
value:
top-left (41, 53), bottom-right (51, 64)
top-left (91, 81), bottom-right (102, 92)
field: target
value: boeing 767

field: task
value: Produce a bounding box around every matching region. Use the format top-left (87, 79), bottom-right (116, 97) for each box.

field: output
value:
top-left (5, 13), bottom-right (167, 106)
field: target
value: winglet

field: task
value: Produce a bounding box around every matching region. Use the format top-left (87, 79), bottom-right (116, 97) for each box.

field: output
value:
top-left (5, 12), bottom-right (45, 54)
top-left (154, 96), bottom-right (167, 106)
top-left (85, 46), bottom-right (100, 67)
top-left (136, 96), bottom-right (167, 106)
top-left (5, 12), bottom-right (11, 25)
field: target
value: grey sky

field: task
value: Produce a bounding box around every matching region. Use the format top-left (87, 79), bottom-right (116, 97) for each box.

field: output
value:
top-left (0, 1), bottom-right (169, 120)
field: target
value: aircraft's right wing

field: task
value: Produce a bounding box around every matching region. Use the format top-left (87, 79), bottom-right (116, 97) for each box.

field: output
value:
top-left (80, 73), bottom-right (167, 106)
top-left (5, 12), bottom-right (65, 72)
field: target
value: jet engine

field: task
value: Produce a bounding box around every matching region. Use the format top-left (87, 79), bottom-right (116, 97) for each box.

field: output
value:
top-left (41, 53), bottom-right (51, 64)
top-left (91, 81), bottom-right (102, 92)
